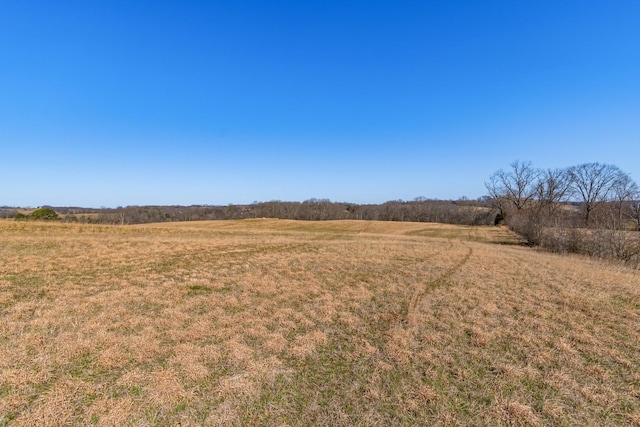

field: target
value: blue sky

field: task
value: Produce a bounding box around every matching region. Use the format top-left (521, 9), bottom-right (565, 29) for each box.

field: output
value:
top-left (1, 1), bottom-right (638, 207)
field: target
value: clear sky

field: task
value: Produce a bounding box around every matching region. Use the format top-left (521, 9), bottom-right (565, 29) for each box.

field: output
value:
top-left (1, 1), bottom-right (638, 207)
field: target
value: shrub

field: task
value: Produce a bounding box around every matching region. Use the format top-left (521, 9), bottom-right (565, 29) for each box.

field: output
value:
top-left (507, 211), bottom-right (544, 246)
top-left (29, 208), bottom-right (59, 221)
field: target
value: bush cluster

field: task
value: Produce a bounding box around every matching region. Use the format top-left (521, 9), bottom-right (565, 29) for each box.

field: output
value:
top-left (15, 208), bottom-right (60, 221)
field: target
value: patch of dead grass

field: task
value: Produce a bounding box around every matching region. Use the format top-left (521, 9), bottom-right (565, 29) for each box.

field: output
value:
top-left (1, 220), bottom-right (638, 425)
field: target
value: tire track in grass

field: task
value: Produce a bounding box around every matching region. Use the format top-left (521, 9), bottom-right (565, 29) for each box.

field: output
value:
top-left (406, 244), bottom-right (473, 327)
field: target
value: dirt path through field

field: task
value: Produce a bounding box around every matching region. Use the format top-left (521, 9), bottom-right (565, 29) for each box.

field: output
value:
top-left (407, 244), bottom-right (473, 327)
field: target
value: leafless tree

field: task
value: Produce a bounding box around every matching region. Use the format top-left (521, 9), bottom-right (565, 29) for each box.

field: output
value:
top-left (535, 168), bottom-right (572, 218)
top-left (568, 163), bottom-right (622, 225)
top-left (631, 199), bottom-right (640, 231)
top-left (486, 160), bottom-right (540, 222)
top-left (610, 173), bottom-right (639, 227)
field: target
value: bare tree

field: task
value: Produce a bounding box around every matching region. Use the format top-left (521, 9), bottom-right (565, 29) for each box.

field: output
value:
top-left (536, 168), bottom-right (572, 218)
top-left (486, 160), bottom-right (540, 213)
top-left (568, 163), bottom-right (622, 225)
top-left (611, 172), bottom-right (639, 227)
top-left (631, 199), bottom-right (640, 231)
top-left (485, 173), bottom-right (508, 222)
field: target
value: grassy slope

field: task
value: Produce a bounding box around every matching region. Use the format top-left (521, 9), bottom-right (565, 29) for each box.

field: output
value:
top-left (0, 220), bottom-right (638, 426)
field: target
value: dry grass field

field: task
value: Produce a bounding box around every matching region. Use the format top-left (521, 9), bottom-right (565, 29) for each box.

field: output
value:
top-left (1, 219), bottom-right (639, 426)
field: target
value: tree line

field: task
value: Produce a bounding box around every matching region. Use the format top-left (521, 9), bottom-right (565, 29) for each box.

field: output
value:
top-left (486, 161), bottom-right (640, 265)
top-left (54, 198), bottom-right (497, 226)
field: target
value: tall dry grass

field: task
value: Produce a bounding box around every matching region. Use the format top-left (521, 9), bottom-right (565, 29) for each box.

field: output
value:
top-left (1, 219), bottom-right (639, 426)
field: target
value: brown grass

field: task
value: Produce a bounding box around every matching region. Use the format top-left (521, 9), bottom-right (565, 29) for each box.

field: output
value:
top-left (1, 219), bottom-right (639, 426)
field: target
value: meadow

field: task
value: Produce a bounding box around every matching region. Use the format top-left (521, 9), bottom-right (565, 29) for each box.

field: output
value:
top-left (1, 219), bottom-right (639, 426)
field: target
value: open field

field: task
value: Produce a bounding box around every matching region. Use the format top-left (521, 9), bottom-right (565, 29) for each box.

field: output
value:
top-left (1, 219), bottom-right (639, 426)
